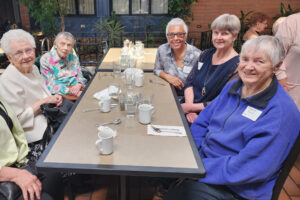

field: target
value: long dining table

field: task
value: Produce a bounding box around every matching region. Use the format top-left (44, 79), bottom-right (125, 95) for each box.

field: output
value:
top-left (36, 49), bottom-right (205, 199)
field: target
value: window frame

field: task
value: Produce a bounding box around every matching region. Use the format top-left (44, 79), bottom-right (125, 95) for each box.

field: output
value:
top-left (111, 0), bottom-right (168, 16)
top-left (66, 0), bottom-right (97, 16)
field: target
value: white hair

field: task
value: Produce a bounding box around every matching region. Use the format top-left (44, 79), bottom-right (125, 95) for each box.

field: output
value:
top-left (54, 32), bottom-right (75, 46)
top-left (0, 29), bottom-right (36, 54)
top-left (165, 18), bottom-right (188, 38)
top-left (211, 14), bottom-right (241, 35)
top-left (241, 35), bottom-right (285, 68)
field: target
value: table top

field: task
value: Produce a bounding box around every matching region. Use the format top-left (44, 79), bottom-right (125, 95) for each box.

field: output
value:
top-left (0, 48), bottom-right (4, 55)
top-left (37, 72), bottom-right (205, 178)
top-left (99, 48), bottom-right (157, 72)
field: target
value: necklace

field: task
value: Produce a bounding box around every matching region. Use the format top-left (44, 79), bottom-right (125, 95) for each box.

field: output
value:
top-left (201, 65), bottom-right (218, 96)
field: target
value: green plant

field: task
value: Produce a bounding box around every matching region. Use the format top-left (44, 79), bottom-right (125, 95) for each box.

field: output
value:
top-left (273, 3), bottom-right (298, 19)
top-left (168, 0), bottom-right (198, 22)
top-left (21, 0), bottom-right (71, 36)
top-left (94, 11), bottom-right (125, 47)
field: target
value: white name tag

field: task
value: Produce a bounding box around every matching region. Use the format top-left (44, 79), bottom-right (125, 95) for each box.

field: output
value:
top-left (198, 62), bottom-right (203, 70)
top-left (242, 106), bottom-right (262, 121)
top-left (183, 66), bottom-right (192, 74)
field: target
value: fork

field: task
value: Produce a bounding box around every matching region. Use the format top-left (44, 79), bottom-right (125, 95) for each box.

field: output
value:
top-left (150, 124), bottom-right (181, 133)
top-left (149, 79), bottom-right (166, 86)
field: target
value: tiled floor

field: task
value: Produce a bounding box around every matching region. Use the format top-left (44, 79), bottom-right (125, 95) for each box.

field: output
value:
top-left (279, 158), bottom-right (300, 200)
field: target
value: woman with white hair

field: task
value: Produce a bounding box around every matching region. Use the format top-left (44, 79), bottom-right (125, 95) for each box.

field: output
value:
top-left (164, 35), bottom-right (299, 200)
top-left (154, 18), bottom-right (201, 95)
top-left (40, 32), bottom-right (86, 98)
top-left (181, 14), bottom-right (240, 123)
top-left (0, 29), bottom-right (64, 200)
top-left (0, 29), bottom-right (63, 160)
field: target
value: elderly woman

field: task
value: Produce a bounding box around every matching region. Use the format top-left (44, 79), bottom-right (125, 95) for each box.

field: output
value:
top-left (181, 14), bottom-right (240, 123)
top-left (40, 32), bottom-right (86, 97)
top-left (0, 97), bottom-right (63, 200)
top-left (154, 18), bottom-right (201, 95)
top-left (164, 36), bottom-right (300, 200)
top-left (0, 29), bottom-right (62, 161)
top-left (243, 12), bottom-right (268, 41)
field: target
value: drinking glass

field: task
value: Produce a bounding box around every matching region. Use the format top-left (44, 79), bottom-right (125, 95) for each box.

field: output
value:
top-left (113, 62), bottom-right (121, 77)
top-left (120, 55), bottom-right (129, 69)
top-left (125, 96), bottom-right (137, 118)
top-left (125, 72), bottom-right (134, 90)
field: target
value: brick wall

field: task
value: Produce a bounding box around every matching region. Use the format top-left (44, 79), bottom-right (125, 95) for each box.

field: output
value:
top-left (189, 0), bottom-right (300, 38)
top-left (19, 3), bottom-right (31, 31)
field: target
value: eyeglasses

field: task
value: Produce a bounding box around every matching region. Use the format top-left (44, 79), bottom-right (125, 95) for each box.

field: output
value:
top-left (12, 48), bottom-right (35, 59)
top-left (167, 32), bottom-right (186, 39)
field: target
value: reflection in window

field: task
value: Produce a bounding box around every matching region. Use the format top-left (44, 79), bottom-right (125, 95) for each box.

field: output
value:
top-left (79, 0), bottom-right (95, 14)
top-left (65, 0), bottom-right (95, 15)
top-left (132, 0), bottom-right (149, 14)
top-left (112, 0), bottom-right (168, 15)
top-left (151, 0), bottom-right (168, 14)
top-left (113, 0), bottom-right (129, 14)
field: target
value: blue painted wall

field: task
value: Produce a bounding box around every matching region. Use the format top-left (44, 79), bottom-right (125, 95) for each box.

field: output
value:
top-left (62, 0), bottom-right (169, 37)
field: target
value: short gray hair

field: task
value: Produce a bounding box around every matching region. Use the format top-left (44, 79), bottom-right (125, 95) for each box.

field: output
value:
top-left (211, 14), bottom-right (241, 35)
top-left (241, 35), bottom-right (285, 68)
top-left (166, 18), bottom-right (188, 38)
top-left (0, 29), bottom-right (36, 54)
top-left (54, 32), bottom-right (75, 46)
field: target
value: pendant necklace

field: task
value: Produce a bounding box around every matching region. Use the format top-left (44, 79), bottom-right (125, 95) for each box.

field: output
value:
top-left (201, 65), bottom-right (218, 96)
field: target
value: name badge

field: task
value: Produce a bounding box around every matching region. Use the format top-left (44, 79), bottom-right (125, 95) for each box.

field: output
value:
top-left (198, 62), bottom-right (203, 70)
top-left (242, 106), bottom-right (262, 121)
top-left (183, 66), bottom-right (192, 74)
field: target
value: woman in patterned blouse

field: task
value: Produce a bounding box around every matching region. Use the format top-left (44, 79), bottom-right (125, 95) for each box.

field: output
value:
top-left (40, 32), bottom-right (86, 97)
top-left (154, 18), bottom-right (201, 96)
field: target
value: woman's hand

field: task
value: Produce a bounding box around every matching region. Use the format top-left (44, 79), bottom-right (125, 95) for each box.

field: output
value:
top-left (186, 113), bottom-right (198, 123)
top-left (166, 74), bottom-right (184, 90)
top-left (46, 95), bottom-right (63, 107)
top-left (12, 169), bottom-right (42, 200)
top-left (69, 83), bottom-right (82, 96)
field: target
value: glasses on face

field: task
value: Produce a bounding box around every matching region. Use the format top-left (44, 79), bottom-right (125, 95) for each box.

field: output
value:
top-left (167, 32), bottom-right (186, 39)
top-left (12, 48), bottom-right (34, 59)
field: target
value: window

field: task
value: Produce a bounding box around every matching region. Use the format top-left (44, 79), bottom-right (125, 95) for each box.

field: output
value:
top-left (65, 0), bottom-right (95, 15)
top-left (112, 0), bottom-right (168, 15)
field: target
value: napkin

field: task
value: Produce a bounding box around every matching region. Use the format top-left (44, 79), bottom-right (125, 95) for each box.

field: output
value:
top-left (124, 68), bottom-right (143, 77)
top-left (93, 86), bottom-right (121, 100)
top-left (147, 125), bottom-right (186, 137)
top-left (93, 88), bottom-right (109, 100)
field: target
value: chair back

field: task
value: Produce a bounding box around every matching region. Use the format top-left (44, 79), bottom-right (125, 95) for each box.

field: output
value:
top-left (271, 131), bottom-right (300, 200)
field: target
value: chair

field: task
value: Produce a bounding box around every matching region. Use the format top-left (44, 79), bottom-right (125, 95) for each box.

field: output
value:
top-left (271, 131), bottom-right (300, 200)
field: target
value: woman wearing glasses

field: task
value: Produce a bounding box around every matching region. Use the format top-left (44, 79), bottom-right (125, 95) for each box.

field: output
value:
top-left (154, 18), bottom-right (201, 96)
top-left (0, 29), bottom-right (63, 162)
top-left (181, 14), bottom-right (240, 123)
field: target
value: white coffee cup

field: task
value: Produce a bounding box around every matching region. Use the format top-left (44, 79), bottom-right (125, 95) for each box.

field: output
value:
top-left (95, 126), bottom-right (116, 155)
top-left (99, 96), bottom-right (111, 112)
top-left (135, 73), bottom-right (144, 87)
top-left (138, 104), bottom-right (154, 124)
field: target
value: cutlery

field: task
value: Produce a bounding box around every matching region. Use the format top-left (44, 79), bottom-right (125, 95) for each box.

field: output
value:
top-left (82, 108), bottom-right (101, 112)
top-left (96, 119), bottom-right (122, 127)
top-left (150, 124), bottom-right (181, 134)
top-left (149, 79), bottom-right (166, 86)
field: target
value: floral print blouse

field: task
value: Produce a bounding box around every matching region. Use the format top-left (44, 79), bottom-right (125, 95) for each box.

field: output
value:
top-left (40, 48), bottom-right (86, 95)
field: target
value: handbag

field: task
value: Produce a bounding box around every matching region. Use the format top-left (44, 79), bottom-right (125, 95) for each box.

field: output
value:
top-left (40, 99), bottom-right (74, 147)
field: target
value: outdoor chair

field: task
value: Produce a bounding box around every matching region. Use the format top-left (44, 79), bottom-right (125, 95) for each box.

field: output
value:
top-left (271, 131), bottom-right (300, 200)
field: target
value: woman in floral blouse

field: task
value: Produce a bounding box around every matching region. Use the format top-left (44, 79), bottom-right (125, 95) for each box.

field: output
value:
top-left (40, 32), bottom-right (86, 97)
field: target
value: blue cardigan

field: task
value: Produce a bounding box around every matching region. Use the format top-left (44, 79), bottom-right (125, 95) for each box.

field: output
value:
top-left (191, 77), bottom-right (300, 199)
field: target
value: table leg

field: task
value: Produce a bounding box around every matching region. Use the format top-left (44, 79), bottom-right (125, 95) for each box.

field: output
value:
top-left (120, 175), bottom-right (127, 200)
